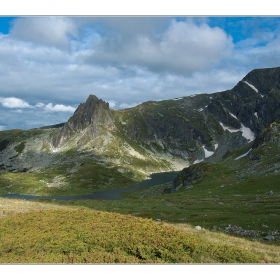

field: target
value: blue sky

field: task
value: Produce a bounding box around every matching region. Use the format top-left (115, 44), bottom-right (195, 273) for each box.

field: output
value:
top-left (1, 16), bottom-right (280, 130)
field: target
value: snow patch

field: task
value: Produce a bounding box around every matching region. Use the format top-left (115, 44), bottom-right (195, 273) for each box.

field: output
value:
top-left (173, 97), bottom-right (183, 100)
top-left (254, 112), bottom-right (258, 119)
top-left (229, 112), bottom-right (238, 119)
top-left (219, 122), bottom-right (240, 133)
top-left (197, 108), bottom-right (203, 112)
top-left (214, 143), bottom-right (218, 150)
top-left (219, 122), bottom-right (255, 142)
top-left (240, 124), bottom-right (255, 142)
top-left (243, 81), bottom-right (258, 93)
top-left (235, 148), bottom-right (252, 160)
top-left (203, 145), bottom-right (214, 158)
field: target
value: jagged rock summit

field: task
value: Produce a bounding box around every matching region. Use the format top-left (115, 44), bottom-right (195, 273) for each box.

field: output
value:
top-left (53, 94), bottom-right (116, 147)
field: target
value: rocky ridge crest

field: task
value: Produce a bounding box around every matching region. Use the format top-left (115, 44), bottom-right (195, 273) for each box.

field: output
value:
top-left (52, 94), bottom-right (116, 148)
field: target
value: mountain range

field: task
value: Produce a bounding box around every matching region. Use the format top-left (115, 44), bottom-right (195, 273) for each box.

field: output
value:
top-left (0, 66), bottom-right (280, 197)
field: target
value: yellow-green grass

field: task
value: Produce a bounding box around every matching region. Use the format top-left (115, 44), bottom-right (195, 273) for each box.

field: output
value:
top-left (171, 223), bottom-right (280, 263)
top-left (0, 197), bottom-right (76, 218)
top-left (1, 198), bottom-right (279, 263)
top-left (0, 207), bottom-right (260, 263)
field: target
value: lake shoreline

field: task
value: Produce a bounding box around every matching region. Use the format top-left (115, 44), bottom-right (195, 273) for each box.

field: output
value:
top-left (0, 171), bottom-right (179, 201)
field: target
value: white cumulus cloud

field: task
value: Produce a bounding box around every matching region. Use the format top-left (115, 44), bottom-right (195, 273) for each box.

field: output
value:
top-left (0, 97), bottom-right (32, 108)
top-left (10, 17), bottom-right (78, 50)
top-left (35, 102), bottom-right (45, 108)
top-left (44, 103), bottom-right (76, 113)
top-left (106, 100), bottom-right (116, 108)
top-left (81, 19), bottom-right (233, 75)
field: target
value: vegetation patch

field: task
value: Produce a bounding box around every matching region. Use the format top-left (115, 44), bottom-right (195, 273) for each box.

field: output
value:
top-left (14, 141), bottom-right (26, 154)
top-left (0, 140), bottom-right (10, 152)
top-left (0, 209), bottom-right (260, 263)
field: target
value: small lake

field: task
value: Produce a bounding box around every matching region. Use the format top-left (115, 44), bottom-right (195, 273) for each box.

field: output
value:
top-left (0, 171), bottom-right (178, 201)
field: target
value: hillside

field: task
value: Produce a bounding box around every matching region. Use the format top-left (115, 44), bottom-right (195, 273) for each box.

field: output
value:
top-left (0, 200), bottom-right (267, 263)
top-left (1, 198), bottom-right (280, 263)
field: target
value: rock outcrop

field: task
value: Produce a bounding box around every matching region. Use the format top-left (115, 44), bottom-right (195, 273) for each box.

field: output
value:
top-left (171, 164), bottom-right (205, 192)
top-left (252, 119), bottom-right (280, 149)
top-left (52, 95), bottom-right (116, 147)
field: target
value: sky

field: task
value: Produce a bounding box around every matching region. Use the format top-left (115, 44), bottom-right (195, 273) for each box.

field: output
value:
top-left (1, 15), bottom-right (280, 130)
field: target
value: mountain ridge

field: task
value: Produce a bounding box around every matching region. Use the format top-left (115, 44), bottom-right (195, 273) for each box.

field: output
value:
top-left (1, 66), bottom-right (280, 192)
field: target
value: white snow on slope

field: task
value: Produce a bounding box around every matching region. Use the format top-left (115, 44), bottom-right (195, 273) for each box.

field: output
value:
top-left (235, 148), bottom-right (252, 160)
top-left (229, 112), bottom-right (238, 119)
top-left (219, 122), bottom-right (240, 133)
top-left (243, 81), bottom-right (258, 93)
top-left (240, 124), bottom-right (255, 142)
top-left (203, 145), bottom-right (214, 158)
top-left (254, 112), bottom-right (258, 119)
top-left (219, 122), bottom-right (255, 142)
top-left (193, 144), bottom-right (218, 165)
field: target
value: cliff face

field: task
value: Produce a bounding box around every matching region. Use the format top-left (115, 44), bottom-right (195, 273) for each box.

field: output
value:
top-left (121, 67), bottom-right (280, 162)
top-left (52, 95), bottom-right (116, 147)
top-left (208, 67), bottom-right (280, 135)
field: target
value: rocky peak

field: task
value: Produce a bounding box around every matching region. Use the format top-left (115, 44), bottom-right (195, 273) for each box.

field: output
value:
top-left (68, 94), bottom-right (111, 130)
top-left (241, 67), bottom-right (280, 95)
top-left (52, 94), bottom-right (116, 147)
top-left (207, 67), bottom-right (280, 136)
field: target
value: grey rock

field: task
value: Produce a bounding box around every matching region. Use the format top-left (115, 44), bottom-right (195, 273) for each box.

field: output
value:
top-left (224, 225), bottom-right (262, 237)
top-left (264, 235), bottom-right (275, 241)
top-left (265, 190), bottom-right (274, 195)
top-left (171, 165), bottom-right (204, 192)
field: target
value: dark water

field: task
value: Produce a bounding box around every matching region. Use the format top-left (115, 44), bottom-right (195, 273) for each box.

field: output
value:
top-left (0, 171), bottom-right (178, 201)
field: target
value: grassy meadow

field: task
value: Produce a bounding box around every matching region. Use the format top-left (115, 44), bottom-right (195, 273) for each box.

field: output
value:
top-left (0, 203), bottom-right (265, 263)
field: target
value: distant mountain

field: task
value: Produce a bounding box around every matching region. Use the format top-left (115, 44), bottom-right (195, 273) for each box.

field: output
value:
top-left (1, 66), bottom-right (280, 189)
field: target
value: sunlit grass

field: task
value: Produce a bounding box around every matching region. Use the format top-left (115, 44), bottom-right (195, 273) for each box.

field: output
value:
top-left (0, 207), bottom-right (260, 263)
